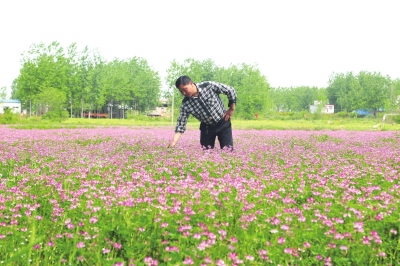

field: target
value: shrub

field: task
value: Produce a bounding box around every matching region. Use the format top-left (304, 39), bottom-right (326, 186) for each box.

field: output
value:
top-left (42, 110), bottom-right (69, 122)
top-left (391, 115), bottom-right (400, 124)
top-left (0, 108), bottom-right (18, 124)
top-left (336, 111), bottom-right (349, 118)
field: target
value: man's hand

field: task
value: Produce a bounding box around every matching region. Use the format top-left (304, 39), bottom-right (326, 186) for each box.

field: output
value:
top-left (168, 132), bottom-right (182, 148)
top-left (223, 108), bottom-right (235, 121)
top-left (168, 141), bottom-right (176, 148)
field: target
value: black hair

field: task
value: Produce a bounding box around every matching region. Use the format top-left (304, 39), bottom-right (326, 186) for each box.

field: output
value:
top-left (175, 75), bottom-right (192, 88)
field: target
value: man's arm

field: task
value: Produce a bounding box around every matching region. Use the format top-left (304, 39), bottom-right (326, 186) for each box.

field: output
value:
top-left (169, 132), bottom-right (182, 147)
top-left (169, 106), bottom-right (188, 147)
top-left (209, 81), bottom-right (237, 108)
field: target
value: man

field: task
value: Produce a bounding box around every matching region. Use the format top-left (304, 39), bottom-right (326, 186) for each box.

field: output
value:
top-left (169, 75), bottom-right (237, 150)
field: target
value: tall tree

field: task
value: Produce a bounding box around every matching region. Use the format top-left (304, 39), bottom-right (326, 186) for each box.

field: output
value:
top-left (13, 42), bottom-right (70, 116)
top-left (215, 64), bottom-right (272, 119)
top-left (357, 71), bottom-right (390, 113)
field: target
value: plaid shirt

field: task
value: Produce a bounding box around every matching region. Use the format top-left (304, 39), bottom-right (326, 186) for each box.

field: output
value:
top-left (175, 81), bottom-right (237, 133)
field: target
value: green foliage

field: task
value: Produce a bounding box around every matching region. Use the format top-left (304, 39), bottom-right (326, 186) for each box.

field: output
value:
top-left (336, 111), bottom-right (350, 118)
top-left (0, 108), bottom-right (18, 124)
top-left (272, 86), bottom-right (327, 112)
top-left (42, 110), bottom-right (69, 122)
top-left (101, 58), bottom-right (161, 113)
top-left (391, 115), bottom-right (400, 124)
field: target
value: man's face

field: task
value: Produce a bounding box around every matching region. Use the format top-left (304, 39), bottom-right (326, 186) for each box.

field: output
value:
top-left (178, 82), bottom-right (196, 97)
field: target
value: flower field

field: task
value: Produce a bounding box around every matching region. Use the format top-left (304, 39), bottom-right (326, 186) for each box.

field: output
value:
top-left (0, 127), bottom-right (399, 265)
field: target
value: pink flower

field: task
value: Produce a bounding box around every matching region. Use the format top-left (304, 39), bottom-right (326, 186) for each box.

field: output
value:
top-left (377, 252), bottom-right (386, 257)
top-left (228, 252), bottom-right (238, 260)
top-left (160, 222), bottom-right (168, 228)
top-left (303, 242), bottom-right (311, 248)
top-left (281, 224), bottom-right (290, 230)
top-left (76, 242), bottom-right (85, 248)
top-left (325, 257), bottom-right (332, 266)
top-left (203, 256), bottom-right (212, 264)
top-left (328, 242), bottom-right (336, 248)
top-left (193, 233), bottom-right (201, 239)
top-left (183, 257), bottom-right (194, 265)
top-left (362, 236), bottom-right (370, 245)
top-left (165, 246), bottom-right (179, 252)
top-left (113, 242), bottom-right (122, 249)
top-left (375, 213), bottom-right (383, 220)
top-left (216, 259), bottom-right (226, 266)
top-left (144, 257), bottom-right (158, 266)
top-left (258, 250), bottom-right (267, 256)
top-left (353, 222), bottom-right (364, 233)
top-left (278, 237), bottom-right (285, 244)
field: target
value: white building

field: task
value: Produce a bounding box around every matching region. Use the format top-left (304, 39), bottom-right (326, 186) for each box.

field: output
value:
top-left (0, 99), bottom-right (22, 114)
top-left (310, 100), bottom-right (334, 114)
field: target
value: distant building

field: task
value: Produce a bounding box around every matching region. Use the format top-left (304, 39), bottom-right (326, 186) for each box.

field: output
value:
top-left (147, 100), bottom-right (170, 117)
top-left (310, 100), bottom-right (334, 114)
top-left (0, 99), bottom-right (21, 114)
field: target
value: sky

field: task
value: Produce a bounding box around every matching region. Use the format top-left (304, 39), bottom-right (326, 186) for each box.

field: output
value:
top-left (1, 0), bottom-right (399, 97)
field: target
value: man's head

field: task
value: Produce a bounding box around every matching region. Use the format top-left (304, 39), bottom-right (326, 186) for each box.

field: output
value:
top-left (175, 75), bottom-right (198, 97)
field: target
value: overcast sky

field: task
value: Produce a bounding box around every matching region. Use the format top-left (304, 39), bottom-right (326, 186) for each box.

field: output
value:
top-left (1, 0), bottom-right (399, 96)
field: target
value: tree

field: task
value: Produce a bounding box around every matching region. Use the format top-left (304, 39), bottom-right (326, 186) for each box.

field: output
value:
top-left (35, 87), bottom-right (68, 120)
top-left (357, 71), bottom-right (390, 113)
top-left (328, 71), bottom-right (392, 114)
top-left (14, 42), bottom-right (70, 116)
top-left (327, 72), bottom-right (358, 112)
top-left (391, 79), bottom-right (400, 111)
top-left (215, 64), bottom-right (272, 119)
top-left (100, 57), bottom-right (161, 117)
top-left (0, 86), bottom-right (6, 99)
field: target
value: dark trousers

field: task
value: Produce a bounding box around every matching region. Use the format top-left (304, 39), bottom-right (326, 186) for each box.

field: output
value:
top-left (200, 119), bottom-right (233, 150)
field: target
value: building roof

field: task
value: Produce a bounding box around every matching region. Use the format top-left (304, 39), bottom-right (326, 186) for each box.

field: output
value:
top-left (0, 99), bottom-right (21, 103)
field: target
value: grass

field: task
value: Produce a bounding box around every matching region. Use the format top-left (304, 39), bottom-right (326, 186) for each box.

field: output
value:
top-left (4, 116), bottom-right (400, 131)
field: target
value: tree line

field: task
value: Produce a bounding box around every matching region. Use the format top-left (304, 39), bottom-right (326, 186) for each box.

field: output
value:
top-left (9, 42), bottom-right (400, 119)
top-left (12, 42), bottom-right (160, 118)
